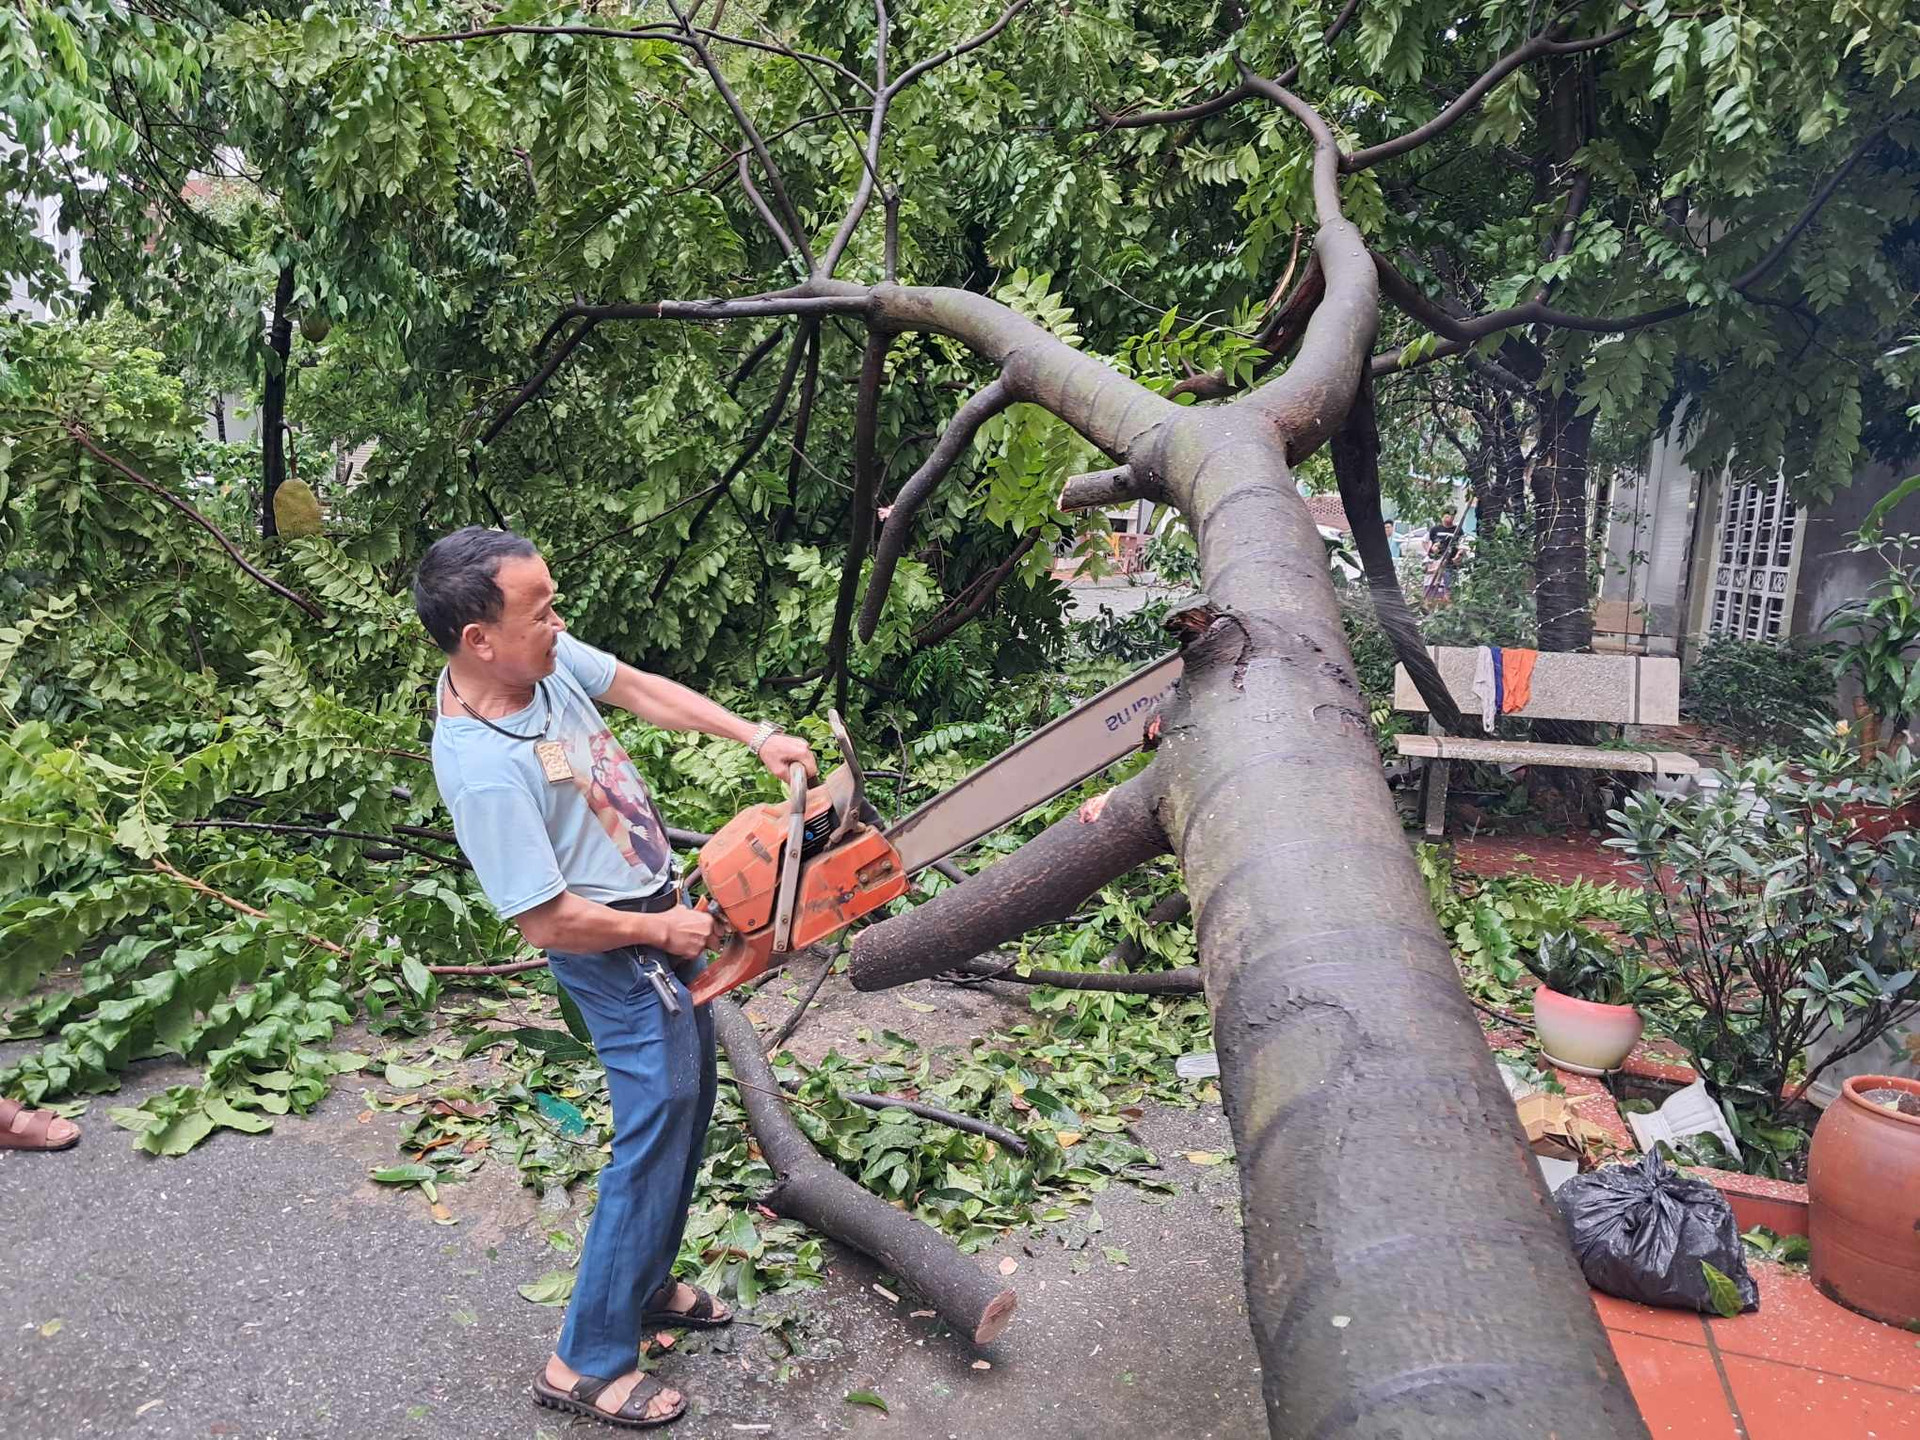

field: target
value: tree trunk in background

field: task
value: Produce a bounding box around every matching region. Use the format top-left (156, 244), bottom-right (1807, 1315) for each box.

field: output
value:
top-left (261, 262), bottom-right (295, 539)
top-left (1478, 399), bottom-right (1527, 531)
top-left (1533, 386), bottom-right (1595, 655)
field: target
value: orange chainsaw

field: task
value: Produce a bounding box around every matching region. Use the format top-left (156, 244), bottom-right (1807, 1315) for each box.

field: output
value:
top-left (684, 655), bottom-right (1183, 1005)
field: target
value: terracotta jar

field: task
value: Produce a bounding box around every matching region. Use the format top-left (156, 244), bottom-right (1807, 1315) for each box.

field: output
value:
top-left (1532, 986), bottom-right (1643, 1076)
top-left (1808, 1074), bottom-right (1920, 1327)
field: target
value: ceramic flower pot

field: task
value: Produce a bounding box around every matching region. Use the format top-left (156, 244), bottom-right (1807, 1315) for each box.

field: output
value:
top-left (1532, 986), bottom-right (1643, 1077)
top-left (1808, 1074), bottom-right (1920, 1327)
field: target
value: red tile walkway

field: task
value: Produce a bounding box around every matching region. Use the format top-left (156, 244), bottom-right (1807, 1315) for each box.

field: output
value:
top-left (1595, 1264), bottom-right (1920, 1438)
top-left (1454, 832), bottom-right (1648, 889)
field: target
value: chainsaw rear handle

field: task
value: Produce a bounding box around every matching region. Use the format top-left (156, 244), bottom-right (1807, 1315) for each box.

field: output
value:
top-left (686, 762), bottom-right (808, 1006)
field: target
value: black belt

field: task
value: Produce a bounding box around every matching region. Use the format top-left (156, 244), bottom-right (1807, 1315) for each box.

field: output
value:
top-left (608, 884), bottom-right (682, 915)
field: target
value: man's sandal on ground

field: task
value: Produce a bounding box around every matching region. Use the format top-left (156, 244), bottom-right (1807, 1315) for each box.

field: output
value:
top-left (532, 1372), bottom-right (686, 1429)
top-left (0, 1097), bottom-right (79, 1151)
top-left (642, 1281), bottom-right (732, 1330)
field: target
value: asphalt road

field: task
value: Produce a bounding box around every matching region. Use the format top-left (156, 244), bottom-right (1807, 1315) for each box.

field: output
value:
top-left (2, 984), bottom-right (1263, 1440)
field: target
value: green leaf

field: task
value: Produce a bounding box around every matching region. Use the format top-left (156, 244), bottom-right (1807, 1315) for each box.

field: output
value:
top-left (384, 1062), bottom-right (434, 1089)
top-left (400, 953), bottom-right (432, 998)
top-left (556, 985), bottom-right (593, 1044)
top-left (1700, 1261), bottom-right (1744, 1318)
top-left (535, 1092), bottom-right (588, 1137)
top-left (844, 1389), bottom-right (889, 1414)
top-left (370, 1162), bottom-right (436, 1186)
top-left (205, 1094), bottom-right (273, 1134)
top-left (518, 1269), bottom-right (577, 1306)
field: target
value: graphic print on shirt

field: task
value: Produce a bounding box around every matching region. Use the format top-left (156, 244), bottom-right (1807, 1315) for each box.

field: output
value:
top-left (562, 720), bottom-right (670, 876)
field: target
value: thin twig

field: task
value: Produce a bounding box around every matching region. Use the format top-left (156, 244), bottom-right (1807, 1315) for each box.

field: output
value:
top-left (763, 944), bottom-right (843, 1053)
top-left (65, 426), bottom-right (326, 621)
top-left (151, 859), bottom-right (350, 956)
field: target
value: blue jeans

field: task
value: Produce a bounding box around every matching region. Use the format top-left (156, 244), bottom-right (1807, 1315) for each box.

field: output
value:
top-left (544, 942), bottom-right (717, 1379)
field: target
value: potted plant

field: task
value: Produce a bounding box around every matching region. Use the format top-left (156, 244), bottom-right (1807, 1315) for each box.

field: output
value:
top-left (1521, 928), bottom-right (1668, 1076)
top-left (1807, 1075), bottom-right (1920, 1327)
top-left (1607, 741), bottom-right (1920, 1169)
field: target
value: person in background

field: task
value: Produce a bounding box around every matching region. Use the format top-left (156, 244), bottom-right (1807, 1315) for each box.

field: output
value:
top-left (1424, 509), bottom-right (1462, 605)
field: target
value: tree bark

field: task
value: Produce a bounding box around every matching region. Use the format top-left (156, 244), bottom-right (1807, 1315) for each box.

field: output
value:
top-left (710, 999), bottom-right (1018, 1343)
top-left (1145, 401), bottom-right (1638, 1437)
top-left (1533, 386), bottom-right (1596, 655)
top-left (261, 262), bottom-right (295, 539)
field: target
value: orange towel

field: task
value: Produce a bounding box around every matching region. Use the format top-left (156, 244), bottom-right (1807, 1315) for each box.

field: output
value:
top-left (1501, 648), bottom-right (1537, 713)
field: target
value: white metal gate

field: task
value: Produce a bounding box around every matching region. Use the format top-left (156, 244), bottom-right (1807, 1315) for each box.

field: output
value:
top-left (1706, 472), bottom-right (1801, 642)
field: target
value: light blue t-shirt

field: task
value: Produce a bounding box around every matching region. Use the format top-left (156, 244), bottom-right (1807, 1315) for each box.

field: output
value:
top-left (431, 632), bottom-right (675, 920)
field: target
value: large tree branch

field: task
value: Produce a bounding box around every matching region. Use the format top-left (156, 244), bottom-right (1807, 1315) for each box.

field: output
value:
top-left (1329, 371), bottom-right (1466, 733)
top-left (858, 376), bottom-right (1014, 641)
top-left (492, 280), bottom-right (1175, 481)
top-left (1234, 76), bottom-right (1376, 464)
top-left (711, 998), bottom-right (1018, 1343)
top-left (65, 425), bottom-right (326, 621)
top-left (850, 769), bottom-right (1169, 991)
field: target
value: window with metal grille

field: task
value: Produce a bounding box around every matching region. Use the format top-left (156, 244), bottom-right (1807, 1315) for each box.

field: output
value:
top-left (1706, 473), bottom-right (1800, 642)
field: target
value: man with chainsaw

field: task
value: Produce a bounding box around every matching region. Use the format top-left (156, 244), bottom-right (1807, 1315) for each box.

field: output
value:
top-left (414, 526), bottom-right (816, 1430)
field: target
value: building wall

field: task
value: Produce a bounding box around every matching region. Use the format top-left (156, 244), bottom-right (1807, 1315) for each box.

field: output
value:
top-left (1609, 419), bottom-right (1918, 666)
top-left (1790, 449), bottom-right (1920, 640)
top-left (1604, 420), bottom-right (1702, 642)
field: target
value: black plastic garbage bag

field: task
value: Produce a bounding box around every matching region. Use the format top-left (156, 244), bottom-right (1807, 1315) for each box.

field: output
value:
top-left (1556, 1151), bottom-right (1760, 1314)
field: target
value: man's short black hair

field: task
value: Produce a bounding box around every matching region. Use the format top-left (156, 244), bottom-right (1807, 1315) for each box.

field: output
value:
top-left (412, 526), bottom-right (540, 652)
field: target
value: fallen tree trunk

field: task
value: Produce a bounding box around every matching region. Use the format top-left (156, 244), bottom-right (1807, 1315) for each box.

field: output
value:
top-left (475, 34), bottom-right (1643, 1427)
top-left (711, 998), bottom-right (1018, 1345)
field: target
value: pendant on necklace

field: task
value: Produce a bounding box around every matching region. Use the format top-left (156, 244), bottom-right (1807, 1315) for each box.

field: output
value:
top-left (535, 741), bottom-right (574, 784)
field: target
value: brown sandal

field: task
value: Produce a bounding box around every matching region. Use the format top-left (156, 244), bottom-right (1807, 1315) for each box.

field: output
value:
top-left (532, 1371), bottom-right (686, 1429)
top-left (642, 1280), bottom-right (733, 1330)
top-left (0, 1098), bottom-right (80, 1152)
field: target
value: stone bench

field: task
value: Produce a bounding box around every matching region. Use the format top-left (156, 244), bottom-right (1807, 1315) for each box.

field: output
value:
top-left (1392, 647), bottom-right (1699, 837)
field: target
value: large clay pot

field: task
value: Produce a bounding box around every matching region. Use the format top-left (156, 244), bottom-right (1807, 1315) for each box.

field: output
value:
top-left (1533, 986), bottom-right (1643, 1076)
top-left (1808, 1074), bottom-right (1920, 1327)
